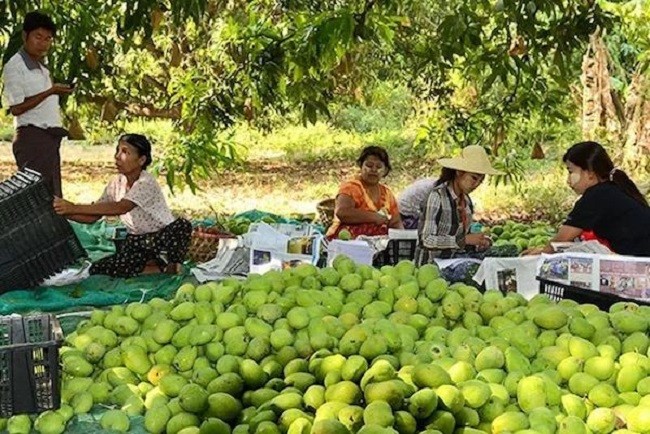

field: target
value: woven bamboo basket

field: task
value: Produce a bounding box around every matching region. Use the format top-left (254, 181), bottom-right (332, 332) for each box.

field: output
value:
top-left (186, 227), bottom-right (235, 264)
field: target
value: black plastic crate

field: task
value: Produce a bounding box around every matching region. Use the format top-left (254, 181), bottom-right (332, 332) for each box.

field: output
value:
top-left (0, 235), bottom-right (86, 292)
top-left (0, 314), bottom-right (63, 417)
top-left (0, 169), bottom-right (50, 228)
top-left (0, 169), bottom-right (87, 292)
top-left (374, 239), bottom-right (418, 267)
top-left (538, 278), bottom-right (650, 310)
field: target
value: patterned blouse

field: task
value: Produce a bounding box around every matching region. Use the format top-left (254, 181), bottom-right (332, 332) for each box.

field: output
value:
top-left (415, 182), bottom-right (474, 264)
top-left (97, 171), bottom-right (175, 235)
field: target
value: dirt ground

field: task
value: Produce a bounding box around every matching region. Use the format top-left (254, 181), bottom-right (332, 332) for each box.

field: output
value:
top-left (0, 141), bottom-right (553, 223)
top-left (0, 142), bottom-right (402, 218)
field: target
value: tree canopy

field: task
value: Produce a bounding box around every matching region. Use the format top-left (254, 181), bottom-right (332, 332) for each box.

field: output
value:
top-left (1, 0), bottom-right (619, 188)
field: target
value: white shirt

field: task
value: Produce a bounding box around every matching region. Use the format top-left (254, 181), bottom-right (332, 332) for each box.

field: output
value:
top-left (97, 171), bottom-right (175, 235)
top-left (1, 49), bottom-right (61, 128)
top-left (398, 177), bottom-right (438, 217)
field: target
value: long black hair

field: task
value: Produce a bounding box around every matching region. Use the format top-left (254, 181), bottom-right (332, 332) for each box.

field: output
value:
top-left (563, 141), bottom-right (648, 206)
top-left (434, 167), bottom-right (457, 186)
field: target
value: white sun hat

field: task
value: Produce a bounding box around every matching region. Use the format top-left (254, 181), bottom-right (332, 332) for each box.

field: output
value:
top-left (438, 145), bottom-right (504, 176)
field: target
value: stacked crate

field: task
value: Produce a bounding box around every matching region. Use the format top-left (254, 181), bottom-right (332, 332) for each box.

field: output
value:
top-left (0, 313), bottom-right (63, 417)
top-left (0, 169), bottom-right (86, 293)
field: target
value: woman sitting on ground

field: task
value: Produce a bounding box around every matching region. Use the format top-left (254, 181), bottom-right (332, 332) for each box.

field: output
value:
top-left (326, 145), bottom-right (403, 239)
top-left (522, 141), bottom-right (650, 257)
top-left (53, 133), bottom-right (192, 277)
top-left (415, 145), bottom-right (501, 264)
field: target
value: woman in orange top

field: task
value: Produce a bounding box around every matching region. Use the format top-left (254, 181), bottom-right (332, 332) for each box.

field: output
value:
top-left (326, 146), bottom-right (403, 239)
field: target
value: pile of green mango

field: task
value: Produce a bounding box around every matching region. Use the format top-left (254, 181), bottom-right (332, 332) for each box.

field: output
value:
top-left (221, 217), bottom-right (255, 236)
top-left (3, 258), bottom-right (650, 434)
top-left (489, 220), bottom-right (555, 252)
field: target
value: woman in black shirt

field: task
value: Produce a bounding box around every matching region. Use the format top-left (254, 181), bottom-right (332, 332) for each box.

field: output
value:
top-left (523, 141), bottom-right (650, 257)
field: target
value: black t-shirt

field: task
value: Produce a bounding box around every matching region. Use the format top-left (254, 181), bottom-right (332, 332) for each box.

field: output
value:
top-left (565, 182), bottom-right (650, 256)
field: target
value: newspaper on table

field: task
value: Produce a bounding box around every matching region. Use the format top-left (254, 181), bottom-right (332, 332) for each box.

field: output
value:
top-left (598, 255), bottom-right (650, 300)
top-left (326, 234), bottom-right (398, 266)
top-left (558, 240), bottom-right (614, 255)
top-left (470, 242), bottom-right (617, 300)
top-left (537, 251), bottom-right (650, 302)
top-left (245, 222), bottom-right (322, 274)
top-left (191, 238), bottom-right (250, 282)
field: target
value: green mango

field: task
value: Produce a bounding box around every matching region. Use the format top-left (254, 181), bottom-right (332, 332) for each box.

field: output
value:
top-left (517, 376), bottom-right (546, 413)
top-left (362, 401), bottom-right (394, 428)
top-left (491, 411), bottom-right (529, 433)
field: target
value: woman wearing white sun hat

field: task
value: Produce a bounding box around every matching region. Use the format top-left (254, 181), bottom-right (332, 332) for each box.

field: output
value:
top-left (415, 145), bottom-right (503, 265)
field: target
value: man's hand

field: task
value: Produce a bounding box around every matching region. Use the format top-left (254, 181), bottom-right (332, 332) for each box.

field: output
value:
top-left (53, 197), bottom-right (77, 215)
top-left (9, 84), bottom-right (74, 116)
top-left (50, 83), bottom-right (74, 95)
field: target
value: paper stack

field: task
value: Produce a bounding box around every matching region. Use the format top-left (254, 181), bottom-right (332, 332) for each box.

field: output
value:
top-left (191, 238), bottom-right (250, 282)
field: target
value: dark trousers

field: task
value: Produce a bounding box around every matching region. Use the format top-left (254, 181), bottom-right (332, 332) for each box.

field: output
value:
top-left (13, 125), bottom-right (66, 198)
top-left (90, 218), bottom-right (193, 278)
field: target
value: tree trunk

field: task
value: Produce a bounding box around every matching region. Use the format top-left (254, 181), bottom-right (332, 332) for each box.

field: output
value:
top-left (580, 32), bottom-right (620, 139)
top-left (580, 32), bottom-right (650, 166)
top-left (623, 72), bottom-right (650, 153)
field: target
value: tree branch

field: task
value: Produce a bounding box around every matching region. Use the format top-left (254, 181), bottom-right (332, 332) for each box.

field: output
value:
top-left (143, 75), bottom-right (169, 93)
top-left (82, 95), bottom-right (181, 119)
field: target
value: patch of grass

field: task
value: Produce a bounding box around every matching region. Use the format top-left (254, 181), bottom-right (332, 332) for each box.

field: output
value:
top-left (0, 110), bottom-right (14, 142)
top-left (235, 121), bottom-right (428, 167)
top-left (0, 124), bottom-right (13, 142)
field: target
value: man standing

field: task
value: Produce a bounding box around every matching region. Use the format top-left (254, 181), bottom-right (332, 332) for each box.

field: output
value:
top-left (2, 11), bottom-right (73, 197)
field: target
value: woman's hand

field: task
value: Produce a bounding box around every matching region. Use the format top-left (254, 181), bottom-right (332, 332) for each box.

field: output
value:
top-left (372, 211), bottom-right (390, 225)
top-left (466, 233), bottom-right (491, 250)
top-left (53, 197), bottom-right (77, 215)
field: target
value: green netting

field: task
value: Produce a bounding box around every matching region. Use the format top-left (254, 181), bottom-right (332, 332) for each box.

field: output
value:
top-left (0, 411), bottom-right (149, 434)
top-left (0, 272), bottom-right (191, 316)
top-left (63, 411), bottom-right (148, 434)
top-left (57, 311), bottom-right (92, 336)
top-left (195, 209), bottom-right (325, 235)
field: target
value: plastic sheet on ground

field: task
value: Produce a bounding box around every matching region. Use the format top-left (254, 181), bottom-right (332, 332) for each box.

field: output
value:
top-left (68, 220), bottom-right (117, 262)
